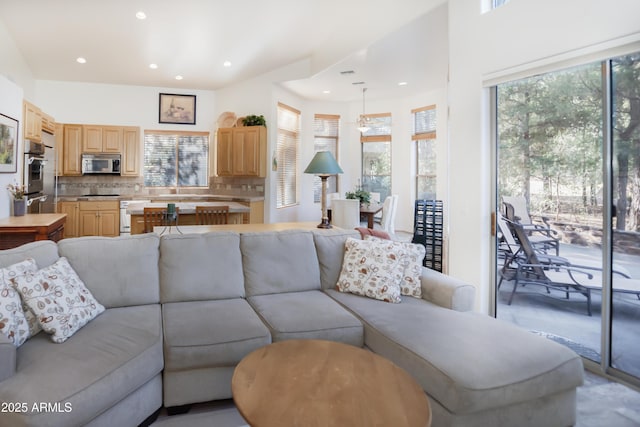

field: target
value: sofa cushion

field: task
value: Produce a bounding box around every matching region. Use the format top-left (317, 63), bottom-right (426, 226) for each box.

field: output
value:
top-left (0, 258), bottom-right (38, 346)
top-left (13, 257), bottom-right (105, 343)
top-left (159, 232), bottom-right (244, 302)
top-left (163, 298), bottom-right (271, 370)
top-left (0, 305), bottom-right (163, 427)
top-left (312, 229), bottom-right (361, 291)
top-left (0, 239), bottom-right (60, 269)
top-left (58, 234), bottom-right (160, 308)
top-left (248, 290), bottom-right (363, 346)
top-left (241, 230), bottom-right (321, 296)
top-left (337, 238), bottom-right (402, 303)
top-left (326, 289), bottom-right (584, 414)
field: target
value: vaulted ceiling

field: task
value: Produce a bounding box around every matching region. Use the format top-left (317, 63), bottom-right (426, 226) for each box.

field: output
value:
top-left (0, 0), bottom-right (448, 102)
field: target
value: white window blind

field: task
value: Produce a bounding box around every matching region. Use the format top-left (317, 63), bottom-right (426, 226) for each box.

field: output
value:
top-left (277, 103), bottom-right (300, 208)
top-left (313, 114), bottom-right (340, 202)
top-left (413, 105), bottom-right (437, 199)
top-left (144, 130), bottom-right (209, 187)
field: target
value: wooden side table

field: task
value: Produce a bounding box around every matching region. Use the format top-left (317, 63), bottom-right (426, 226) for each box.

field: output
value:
top-left (232, 339), bottom-right (431, 427)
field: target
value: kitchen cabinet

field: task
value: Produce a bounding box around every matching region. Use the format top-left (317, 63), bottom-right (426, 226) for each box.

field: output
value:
top-left (62, 124), bottom-right (83, 176)
top-left (121, 126), bottom-right (141, 176)
top-left (41, 113), bottom-right (56, 134)
top-left (57, 202), bottom-right (80, 238)
top-left (78, 201), bottom-right (119, 237)
top-left (83, 125), bottom-right (122, 153)
top-left (23, 100), bottom-right (43, 142)
top-left (217, 126), bottom-right (267, 177)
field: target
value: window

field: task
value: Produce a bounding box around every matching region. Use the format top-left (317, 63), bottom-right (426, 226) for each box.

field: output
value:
top-left (312, 114), bottom-right (340, 202)
top-left (276, 103), bottom-right (300, 208)
top-left (361, 113), bottom-right (392, 201)
top-left (143, 131), bottom-right (209, 188)
top-left (413, 105), bottom-right (437, 199)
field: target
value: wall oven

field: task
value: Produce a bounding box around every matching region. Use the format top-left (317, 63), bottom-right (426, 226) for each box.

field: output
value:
top-left (24, 141), bottom-right (45, 195)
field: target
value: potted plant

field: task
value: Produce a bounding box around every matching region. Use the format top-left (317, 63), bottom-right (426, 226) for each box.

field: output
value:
top-left (242, 115), bottom-right (267, 127)
top-left (345, 188), bottom-right (371, 206)
top-left (7, 182), bottom-right (26, 216)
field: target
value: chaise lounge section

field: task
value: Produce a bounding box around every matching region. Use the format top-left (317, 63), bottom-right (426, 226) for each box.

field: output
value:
top-left (0, 228), bottom-right (584, 427)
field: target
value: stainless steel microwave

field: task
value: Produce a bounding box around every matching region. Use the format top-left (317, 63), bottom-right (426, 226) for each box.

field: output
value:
top-left (81, 153), bottom-right (121, 175)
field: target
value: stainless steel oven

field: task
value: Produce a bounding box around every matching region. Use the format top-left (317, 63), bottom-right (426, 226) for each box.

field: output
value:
top-left (24, 141), bottom-right (46, 195)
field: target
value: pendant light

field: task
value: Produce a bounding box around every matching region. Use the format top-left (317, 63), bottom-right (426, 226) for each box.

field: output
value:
top-left (357, 88), bottom-right (370, 133)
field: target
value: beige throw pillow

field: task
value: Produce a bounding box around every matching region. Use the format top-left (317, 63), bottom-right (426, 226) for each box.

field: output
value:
top-left (0, 258), bottom-right (39, 346)
top-left (337, 238), bottom-right (402, 303)
top-left (365, 236), bottom-right (426, 298)
top-left (12, 257), bottom-right (105, 343)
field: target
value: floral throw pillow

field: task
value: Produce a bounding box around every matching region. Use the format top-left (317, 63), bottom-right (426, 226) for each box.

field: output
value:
top-left (336, 238), bottom-right (401, 303)
top-left (0, 258), bottom-right (39, 346)
top-left (365, 237), bottom-right (426, 298)
top-left (12, 257), bottom-right (105, 343)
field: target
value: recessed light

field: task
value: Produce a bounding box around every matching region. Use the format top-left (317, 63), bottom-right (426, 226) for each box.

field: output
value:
top-left (149, 63), bottom-right (158, 69)
top-left (76, 57), bottom-right (87, 64)
top-left (398, 81), bottom-right (408, 86)
top-left (223, 60), bottom-right (232, 67)
top-left (175, 75), bottom-right (183, 80)
top-left (136, 11), bottom-right (146, 20)
top-left (323, 90), bottom-right (331, 94)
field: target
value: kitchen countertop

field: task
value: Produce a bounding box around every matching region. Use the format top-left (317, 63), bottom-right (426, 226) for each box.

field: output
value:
top-left (126, 201), bottom-right (250, 215)
top-left (57, 194), bottom-right (264, 202)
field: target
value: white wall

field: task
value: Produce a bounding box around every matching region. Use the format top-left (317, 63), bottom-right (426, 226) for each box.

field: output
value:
top-left (448, 0), bottom-right (640, 312)
top-left (0, 75), bottom-right (24, 218)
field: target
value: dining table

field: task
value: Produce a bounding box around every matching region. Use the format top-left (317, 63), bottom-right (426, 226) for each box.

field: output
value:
top-left (358, 202), bottom-right (384, 228)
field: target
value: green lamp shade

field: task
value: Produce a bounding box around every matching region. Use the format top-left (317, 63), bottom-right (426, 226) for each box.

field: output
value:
top-left (304, 151), bottom-right (343, 175)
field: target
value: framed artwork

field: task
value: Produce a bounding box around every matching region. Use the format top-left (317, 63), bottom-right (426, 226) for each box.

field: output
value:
top-left (159, 93), bottom-right (196, 125)
top-left (0, 113), bottom-right (19, 173)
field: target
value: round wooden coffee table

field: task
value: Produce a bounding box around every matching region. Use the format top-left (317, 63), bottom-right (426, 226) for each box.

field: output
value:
top-left (232, 339), bottom-right (431, 427)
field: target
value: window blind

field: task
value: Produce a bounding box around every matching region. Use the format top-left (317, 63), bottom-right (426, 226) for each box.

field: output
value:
top-left (412, 105), bottom-right (437, 140)
top-left (277, 103), bottom-right (300, 208)
top-left (144, 130), bottom-right (209, 188)
top-left (413, 105), bottom-right (437, 198)
top-left (313, 114), bottom-right (340, 202)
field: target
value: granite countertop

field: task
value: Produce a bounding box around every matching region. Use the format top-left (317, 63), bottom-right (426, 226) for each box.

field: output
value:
top-left (57, 194), bottom-right (264, 202)
top-left (126, 201), bottom-right (250, 215)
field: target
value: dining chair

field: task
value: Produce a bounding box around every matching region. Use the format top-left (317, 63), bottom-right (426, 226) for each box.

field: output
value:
top-left (377, 195), bottom-right (398, 234)
top-left (143, 207), bottom-right (179, 233)
top-left (195, 205), bottom-right (229, 225)
top-left (331, 199), bottom-right (360, 230)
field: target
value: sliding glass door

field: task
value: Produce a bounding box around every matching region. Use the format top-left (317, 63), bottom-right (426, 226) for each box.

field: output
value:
top-left (494, 51), bottom-right (640, 384)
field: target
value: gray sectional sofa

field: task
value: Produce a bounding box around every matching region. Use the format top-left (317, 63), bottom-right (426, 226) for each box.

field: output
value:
top-left (0, 228), bottom-right (584, 427)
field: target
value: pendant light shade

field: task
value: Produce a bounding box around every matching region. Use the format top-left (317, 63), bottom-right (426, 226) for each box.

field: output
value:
top-left (357, 88), bottom-right (370, 133)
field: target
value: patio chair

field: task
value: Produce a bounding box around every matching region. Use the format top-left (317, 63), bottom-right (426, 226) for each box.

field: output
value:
top-left (503, 198), bottom-right (559, 255)
top-left (505, 220), bottom-right (640, 316)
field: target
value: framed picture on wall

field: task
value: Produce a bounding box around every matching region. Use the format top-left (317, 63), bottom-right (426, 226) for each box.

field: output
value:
top-left (159, 93), bottom-right (196, 125)
top-left (0, 113), bottom-right (19, 173)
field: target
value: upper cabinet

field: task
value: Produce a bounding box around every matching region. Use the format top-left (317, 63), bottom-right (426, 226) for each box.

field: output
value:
top-left (41, 113), bottom-right (56, 134)
top-left (83, 125), bottom-right (122, 153)
top-left (217, 126), bottom-right (267, 177)
top-left (23, 100), bottom-right (43, 142)
top-left (121, 127), bottom-right (140, 177)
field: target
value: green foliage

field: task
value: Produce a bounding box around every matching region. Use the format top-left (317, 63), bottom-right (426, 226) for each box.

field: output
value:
top-left (345, 188), bottom-right (371, 205)
top-left (242, 115), bottom-right (266, 127)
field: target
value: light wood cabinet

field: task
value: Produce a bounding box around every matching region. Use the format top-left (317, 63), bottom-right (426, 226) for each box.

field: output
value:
top-left (121, 127), bottom-right (141, 176)
top-left (62, 125), bottom-right (83, 176)
top-left (23, 100), bottom-right (43, 142)
top-left (54, 123), bottom-right (64, 176)
top-left (41, 113), bottom-right (56, 134)
top-left (83, 125), bottom-right (122, 153)
top-left (217, 126), bottom-right (267, 177)
top-left (78, 201), bottom-right (119, 237)
top-left (57, 202), bottom-right (80, 238)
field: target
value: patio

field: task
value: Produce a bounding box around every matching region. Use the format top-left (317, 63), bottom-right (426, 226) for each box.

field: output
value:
top-left (496, 242), bottom-right (640, 378)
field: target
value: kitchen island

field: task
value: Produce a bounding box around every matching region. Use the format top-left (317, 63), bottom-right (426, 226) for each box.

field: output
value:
top-left (0, 213), bottom-right (67, 250)
top-left (127, 201), bottom-right (251, 234)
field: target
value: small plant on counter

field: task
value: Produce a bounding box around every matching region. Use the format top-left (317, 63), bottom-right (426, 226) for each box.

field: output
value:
top-left (242, 115), bottom-right (267, 127)
top-left (6, 182), bottom-right (26, 200)
top-left (345, 188), bottom-right (371, 205)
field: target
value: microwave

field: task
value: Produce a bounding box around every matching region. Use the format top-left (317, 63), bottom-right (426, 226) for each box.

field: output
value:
top-left (82, 153), bottom-right (121, 175)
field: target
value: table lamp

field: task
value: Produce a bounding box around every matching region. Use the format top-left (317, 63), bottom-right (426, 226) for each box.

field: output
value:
top-left (304, 151), bottom-right (343, 228)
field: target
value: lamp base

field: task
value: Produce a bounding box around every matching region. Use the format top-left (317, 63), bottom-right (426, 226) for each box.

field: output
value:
top-left (317, 218), bottom-right (332, 229)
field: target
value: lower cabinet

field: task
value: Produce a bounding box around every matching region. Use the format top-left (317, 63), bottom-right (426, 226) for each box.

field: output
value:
top-left (58, 201), bottom-right (119, 238)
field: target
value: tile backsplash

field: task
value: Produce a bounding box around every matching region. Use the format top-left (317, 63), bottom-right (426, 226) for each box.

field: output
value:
top-left (57, 175), bottom-right (265, 197)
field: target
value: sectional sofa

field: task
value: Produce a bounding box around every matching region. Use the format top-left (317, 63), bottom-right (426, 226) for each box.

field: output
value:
top-left (0, 228), bottom-right (584, 427)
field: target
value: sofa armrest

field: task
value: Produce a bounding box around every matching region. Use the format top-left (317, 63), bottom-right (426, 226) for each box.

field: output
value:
top-left (0, 333), bottom-right (16, 383)
top-left (420, 267), bottom-right (475, 312)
